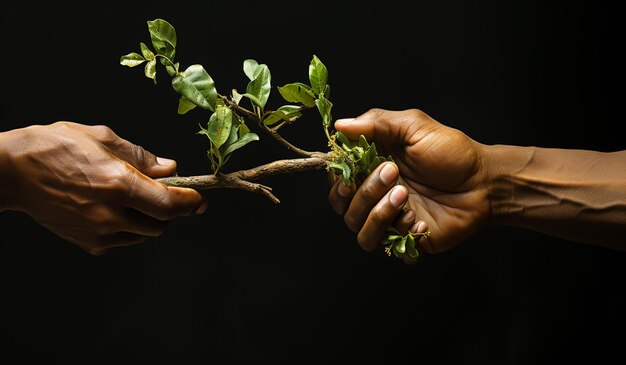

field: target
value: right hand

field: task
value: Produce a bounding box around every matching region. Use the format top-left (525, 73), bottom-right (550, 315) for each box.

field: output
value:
top-left (0, 121), bottom-right (206, 255)
top-left (328, 109), bottom-right (491, 262)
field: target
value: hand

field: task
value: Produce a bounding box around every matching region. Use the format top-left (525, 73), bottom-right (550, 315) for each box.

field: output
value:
top-left (0, 122), bottom-right (206, 255)
top-left (328, 109), bottom-right (491, 262)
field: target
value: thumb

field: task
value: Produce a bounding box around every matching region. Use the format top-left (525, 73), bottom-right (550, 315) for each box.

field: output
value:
top-left (334, 108), bottom-right (423, 144)
top-left (111, 138), bottom-right (178, 178)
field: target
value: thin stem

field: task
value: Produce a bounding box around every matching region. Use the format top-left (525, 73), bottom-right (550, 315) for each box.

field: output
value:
top-left (155, 54), bottom-right (176, 70)
top-left (218, 94), bottom-right (315, 158)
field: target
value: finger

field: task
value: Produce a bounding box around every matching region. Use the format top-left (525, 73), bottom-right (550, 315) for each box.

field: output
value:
top-left (94, 129), bottom-right (177, 178)
top-left (121, 167), bottom-right (206, 221)
top-left (412, 220), bottom-right (434, 254)
top-left (356, 185), bottom-right (409, 252)
top-left (402, 220), bottom-right (430, 264)
top-left (328, 179), bottom-right (355, 215)
top-left (393, 209), bottom-right (415, 235)
top-left (334, 108), bottom-right (431, 144)
top-left (344, 162), bottom-right (400, 233)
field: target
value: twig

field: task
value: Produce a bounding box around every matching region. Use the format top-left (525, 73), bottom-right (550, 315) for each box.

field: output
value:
top-left (156, 154), bottom-right (330, 203)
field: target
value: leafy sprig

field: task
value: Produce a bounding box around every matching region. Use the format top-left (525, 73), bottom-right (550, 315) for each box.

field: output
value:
top-left (120, 18), bottom-right (430, 260)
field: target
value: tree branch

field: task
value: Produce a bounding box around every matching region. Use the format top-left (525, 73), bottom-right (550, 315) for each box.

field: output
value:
top-left (156, 153), bottom-right (330, 203)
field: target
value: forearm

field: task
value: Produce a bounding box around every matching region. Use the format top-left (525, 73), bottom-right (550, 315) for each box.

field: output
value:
top-left (482, 144), bottom-right (626, 250)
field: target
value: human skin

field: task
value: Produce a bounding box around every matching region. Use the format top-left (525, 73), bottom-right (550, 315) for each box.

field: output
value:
top-left (328, 108), bottom-right (626, 263)
top-left (0, 122), bottom-right (206, 255)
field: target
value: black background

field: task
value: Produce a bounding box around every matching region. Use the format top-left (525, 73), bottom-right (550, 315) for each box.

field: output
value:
top-left (1, 1), bottom-right (624, 364)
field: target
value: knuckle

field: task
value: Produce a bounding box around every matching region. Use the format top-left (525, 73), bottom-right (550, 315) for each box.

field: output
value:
top-left (365, 108), bottom-right (386, 119)
top-left (91, 125), bottom-right (116, 141)
top-left (154, 190), bottom-right (175, 218)
top-left (408, 108), bottom-right (427, 119)
top-left (368, 207), bottom-right (388, 227)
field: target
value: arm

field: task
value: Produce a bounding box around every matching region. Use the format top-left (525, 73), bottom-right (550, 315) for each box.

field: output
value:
top-left (0, 122), bottom-right (206, 255)
top-left (328, 108), bottom-right (625, 263)
top-left (483, 145), bottom-right (626, 250)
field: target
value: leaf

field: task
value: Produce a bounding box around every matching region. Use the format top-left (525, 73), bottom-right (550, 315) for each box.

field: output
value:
top-left (309, 55), bottom-right (328, 96)
top-left (246, 64), bottom-right (271, 109)
top-left (223, 132), bottom-right (259, 156)
top-left (335, 131), bottom-right (350, 147)
top-left (241, 93), bottom-right (262, 108)
top-left (120, 52), bottom-right (145, 67)
top-left (140, 42), bottom-right (154, 60)
top-left (315, 93), bottom-right (333, 129)
top-left (177, 97), bottom-right (196, 114)
top-left (243, 59), bottom-right (259, 81)
top-left (144, 59), bottom-right (156, 83)
top-left (171, 64), bottom-right (217, 111)
top-left (207, 105), bottom-right (233, 149)
top-left (323, 84), bottom-right (331, 99)
top-left (396, 236), bottom-right (407, 254)
top-left (329, 162), bottom-right (351, 185)
top-left (406, 234), bottom-right (419, 259)
top-left (232, 89), bottom-right (243, 105)
top-left (263, 105), bottom-right (302, 126)
top-left (238, 120), bottom-right (251, 138)
top-left (359, 135), bottom-right (369, 149)
top-left (147, 18), bottom-right (176, 60)
top-left (277, 83), bottom-right (316, 107)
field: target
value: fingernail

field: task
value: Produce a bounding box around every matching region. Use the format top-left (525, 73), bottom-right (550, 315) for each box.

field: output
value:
top-left (338, 183), bottom-right (352, 197)
top-left (195, 202), bottom-right (208, 215)
top-left (389, 186), bottom-right (408, 208)
top-left (379, 163), bottom-right (398, 185)
top-left (411, 220), bottom-right (428, 234)
top-left (156, 156), bottom-right (176, 168)
top-left (335, 118), bottom-right (354, 127)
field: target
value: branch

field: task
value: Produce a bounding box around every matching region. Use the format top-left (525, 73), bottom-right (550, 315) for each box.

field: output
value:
top-left (218, 94), bottom-right (315, 158)
top-left (156, 153), bottom-right (330, 203)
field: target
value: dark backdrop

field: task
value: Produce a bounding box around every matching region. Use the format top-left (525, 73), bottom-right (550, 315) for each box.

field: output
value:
top-left (1, 1), bottom-right (624, 364)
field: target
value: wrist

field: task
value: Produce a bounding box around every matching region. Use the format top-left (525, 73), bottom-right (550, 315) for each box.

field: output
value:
top-left (479, 143), bottom-right (537, 225)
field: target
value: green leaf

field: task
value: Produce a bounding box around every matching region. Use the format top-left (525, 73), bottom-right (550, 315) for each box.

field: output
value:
top-left (171, 64), bottom-right (217, 111)
top-left (396, 236), bottom-right (407, 254)
top-left (329, 162), bottom-right (351, 185)
top-left (315, 93), bottom-right (333, 129)
top-left (144, 59), bottom-right (156, 83)
top-left (223, 132), bottom-right (259, 156)
top-left (238, 120), bottom-right (250, 138)
top-left (232, 89), bottom-right (243, 105)
top-left (323, 84), bottom-right (331, 99)
top-left (335, 131), bottom-right (350, 147)
top-left (177, 97), bottom-right (196, 114)
top-left (263, 105), bottom-right (302, 126)
top-left (246, 64), bottom-right (271, 109)
top-left (243, 59), bottom-right (259, 81)
top-left (277, 83), bottom-right (316, 107)
top-left (140, 42), bottom-right (154, 60)
top-left (359, 135), bottom-right (369, 149)
top-left (241, 93), bottom-right (262, 108)
top-left (207, 105), bottom-right (233, 149)
top-left (147, 18), bottom-right (176, 60)
top-left (309, 55), bottom-right (328, 96)
top-left (406, 234), bottom-right (419, 259)
top-left (120, 52), bottom-right (145, 67)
